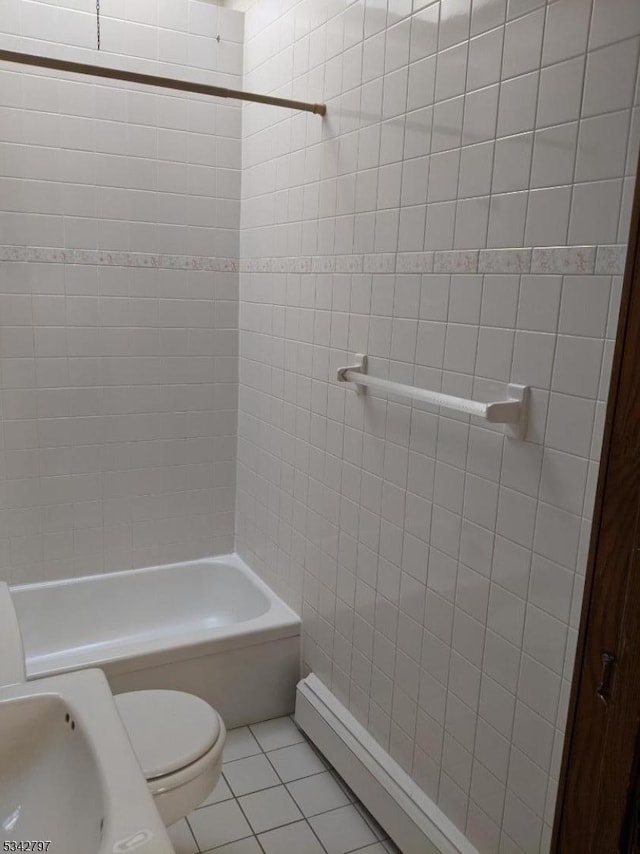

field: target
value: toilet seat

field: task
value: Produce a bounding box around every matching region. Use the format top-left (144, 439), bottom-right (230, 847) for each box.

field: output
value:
top-left (115, 690), bottom-right (222, 779)
top-left (114, 689), bottom-right (226, 826)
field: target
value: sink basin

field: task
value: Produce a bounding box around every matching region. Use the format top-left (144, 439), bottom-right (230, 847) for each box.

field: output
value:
top-left (0, 669), bottom-right (174, 854)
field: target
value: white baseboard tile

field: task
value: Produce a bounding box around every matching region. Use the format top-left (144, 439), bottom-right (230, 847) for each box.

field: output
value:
top-left (294, 674), bottom-right (479, 854)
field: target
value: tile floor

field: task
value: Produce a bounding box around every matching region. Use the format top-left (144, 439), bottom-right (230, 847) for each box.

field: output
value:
top-left (167, 715), bottom-right (400, 854)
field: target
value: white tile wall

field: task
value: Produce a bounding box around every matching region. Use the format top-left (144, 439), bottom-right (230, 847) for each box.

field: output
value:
top-left (0, 0), bottom-right (244, 583)
top-left (1, 0), bottom-right (639, 849)
top-left (235, 1), bottom-right (640, 852)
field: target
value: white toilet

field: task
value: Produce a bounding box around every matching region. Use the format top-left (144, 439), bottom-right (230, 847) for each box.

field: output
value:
top-left (114, 689), bottom-right (225, 826)
top-left (0, 582), bottom-right (226, 827)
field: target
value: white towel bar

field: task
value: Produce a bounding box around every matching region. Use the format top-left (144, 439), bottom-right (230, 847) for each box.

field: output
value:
top-left (338, 354), bottom-right (529, 440)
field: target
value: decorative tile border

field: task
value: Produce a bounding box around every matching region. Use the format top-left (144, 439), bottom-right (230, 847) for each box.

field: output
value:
top-left (238, 245), bottom-right (627, 276)
top-left (530, 246), bottom-right (597, 276)
top-left (0, 244), bottom-right (628, 277)
top-left (363, 253), bottom-right (396, 274)
top-left (595, 244), bottom-right (627, 275)
top-left (335, 255), bottom-right (364, 273)
top-left (396, 252), bottom-right (434, 273)
top-left (0, 246), bottom-right (239, 272)
top-left (478, 248), bottom-right (532, 274)
top-left (433, 250), bottom-right (478, 274)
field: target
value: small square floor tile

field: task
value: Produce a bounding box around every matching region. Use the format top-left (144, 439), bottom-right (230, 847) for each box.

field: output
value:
top-left (198, 775), bottom-right (233, 808)
top-left (188, 799), bottom-right (252, 851)
top-left (206, 839), bottom-right (263, 854)
top-left (239, 784), bottom-right (303, 833)
top-left (250, 716), bottom-right (306, 751)
top-left (356, 845), bottom-right (389, 853)
top-left (223, 726), bottom-right (262, 762)
top-left (287, 771), bottom-right (351, 817)
top-left (224, 753), bottom-right (281, 796)
top-left (267, 742), bottom-right (327, 782)
top-left (258, 820), bottom-right (326, 854)
top-left (167, 818), bottom-right (198, 854)
top-left (309, 805), bottom-right (378, 854)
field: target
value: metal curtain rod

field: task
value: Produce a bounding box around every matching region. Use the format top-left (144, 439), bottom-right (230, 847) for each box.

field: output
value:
top-left (0, 48), bottom-right (327, 116)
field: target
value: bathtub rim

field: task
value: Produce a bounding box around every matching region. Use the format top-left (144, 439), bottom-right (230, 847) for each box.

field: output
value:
top-left (11, 553), bottom-right (301, 681)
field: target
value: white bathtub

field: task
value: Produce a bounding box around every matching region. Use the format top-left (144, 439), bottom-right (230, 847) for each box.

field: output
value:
top-left (10, 554), bottom-right (301, 728)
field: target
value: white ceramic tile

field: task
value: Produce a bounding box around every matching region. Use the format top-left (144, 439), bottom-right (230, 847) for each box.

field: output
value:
top-left (199, 775), bottom-right (234, 808)
top-left (525, 187), bottom-right (571, 247)
top-left (438, 0), bottom-right (472, 51)
top-left (483, 628), bottom-right (521, 695)
top-left (309, 805), bottom-right (378, 854)
top-left (501, 8), bottom-right (544, 79)
top-left (530, 122), bottom-right (578, 191)
top-left (511, 330), bottom-right (556, 388)
top-left (224, 727), bottom-right (263, 762)
top-left (480, 275), bottom-right (519, 328)
top-left (239, 785), bottom-right (303, 834)
top-left (267, 742), bottom-right (327, 783)
top-left (517, 275), bottom-right (561, 333)
top-left (540, 448), bottom-right (589, 516)
top-left (487, 192), bottom-right (528, 248)
top-left (462, 84), bottom-right (499, 146)
top-left (487, 583), bottom-right (526, 647)
top-left (467, 26), bottom-right (504, 91)
top-left (436, 43), bottom-right (469, 101)
top-left (542, 0), bottom-right (591, 66)
top-left (410, 4), bottom-right (439, 62)
top-left (471, 0), bottom-right (507, 37)
top-left (545, 392), bottom-right (595, 458)
top-left (589, 0), bottom-right (640, 49)
top-left (582, 37), bottom-right (639, 117)
top-left (287, 771), bottom-right (352, 817)
top-left (474, 719), bottom-right (511, 784)
top-left (507, 747), bottom-right (548, 817)
top-left (224, 754), bottom-right (281, 797)
top-left (576, 111), bottom-right (630, 183)
top-left (571, 179), bottom-right (625, 246)
top-left (559, 276), bottom-right (611, 338)
top-left (207, 838), bottom-right (263, 854)
top-left (552, 335), bottom-right (605, 398)
top-left (479, 675), bottom-right (516, 741)
top-left (258, 820), bottom-right (325, 854)
top-left (523, 603), bottom-right (569, 675)
top-left (493, 133), bottom-right (533, 194)
top-left (502, 790), bottom-right (543, 851)
top-left (458, 140), bottom-right (494, 198)
top-left (529, 555), bottom-right (573, 620)
top-left (428, 150), bottom-right (462, 203)
top-left (188, 800), bottom-right (253, 851)
top-left (250, 717), bottom-right (306, 752)
top-left (497, 70), bottom-right (539, 137)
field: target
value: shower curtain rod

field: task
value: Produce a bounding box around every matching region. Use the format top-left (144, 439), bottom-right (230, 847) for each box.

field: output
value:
top-left (0, 48), bottom-right (327, 116)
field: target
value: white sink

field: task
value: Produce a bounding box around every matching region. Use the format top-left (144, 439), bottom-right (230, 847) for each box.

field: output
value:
top-left (0, 669), bottom-right (174, 854)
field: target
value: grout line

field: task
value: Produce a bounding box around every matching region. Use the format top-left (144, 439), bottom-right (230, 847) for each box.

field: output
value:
top-left (196, 717), bottom-right (392, 853)
top-left (183, 816), bottom-right (201, 854)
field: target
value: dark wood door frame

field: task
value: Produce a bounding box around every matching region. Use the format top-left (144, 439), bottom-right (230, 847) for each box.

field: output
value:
top-left (552, 153), bottom-right (640, 851)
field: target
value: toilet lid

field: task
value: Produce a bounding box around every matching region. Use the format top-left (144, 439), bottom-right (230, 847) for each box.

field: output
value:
top-left (115, 690), bottom-right (222, 780)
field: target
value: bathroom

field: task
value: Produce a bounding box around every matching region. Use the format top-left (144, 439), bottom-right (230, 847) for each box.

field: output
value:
top-left (0, 0), bottom-right (639, 852)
